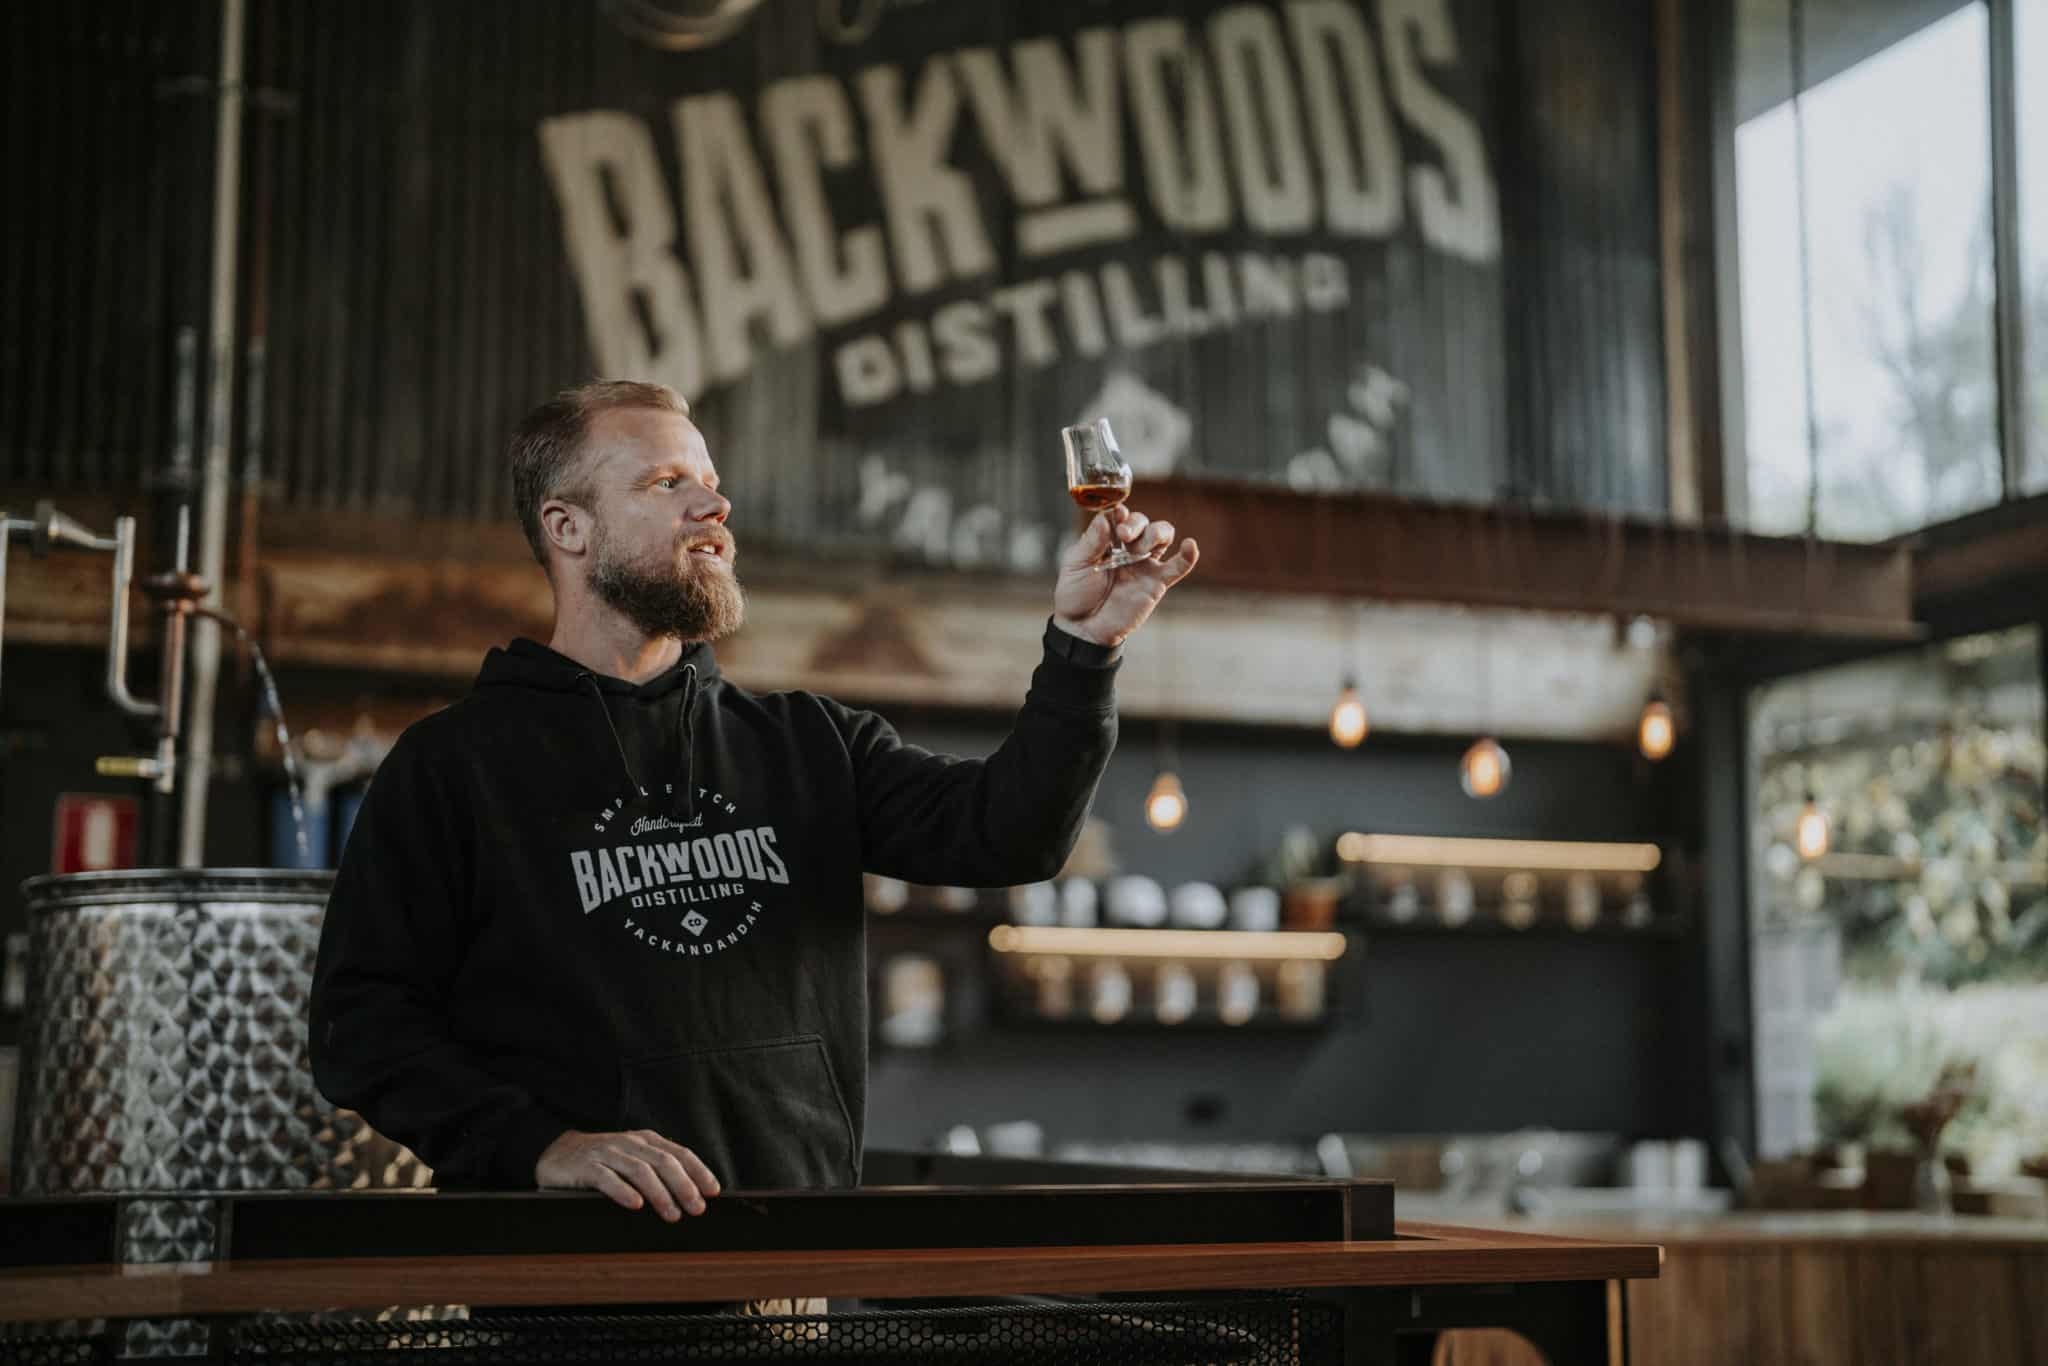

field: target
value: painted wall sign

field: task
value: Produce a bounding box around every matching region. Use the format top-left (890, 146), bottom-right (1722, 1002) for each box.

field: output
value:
top-left (525, 0), bottom-right (1504, 572)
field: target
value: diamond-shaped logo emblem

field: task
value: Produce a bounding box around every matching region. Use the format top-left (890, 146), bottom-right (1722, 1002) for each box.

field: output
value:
top-left (682, 911), bottom-right (709, 938)
top-left (1077, 372), bottom-right (1192, 477)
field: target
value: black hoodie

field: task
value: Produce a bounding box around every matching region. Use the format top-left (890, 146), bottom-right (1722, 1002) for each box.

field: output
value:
top-left (309, 622), bottom-right (1118, 1191)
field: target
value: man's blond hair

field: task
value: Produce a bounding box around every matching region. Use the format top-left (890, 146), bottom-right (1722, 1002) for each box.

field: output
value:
top-left (509, 380), bottom-right (691, 573)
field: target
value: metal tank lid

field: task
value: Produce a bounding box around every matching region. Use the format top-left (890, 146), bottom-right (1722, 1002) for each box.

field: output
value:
top-left (21, 867), bottom-right (336, 907)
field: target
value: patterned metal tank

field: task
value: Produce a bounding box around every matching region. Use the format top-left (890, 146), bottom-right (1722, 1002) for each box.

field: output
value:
top-left (12, 869), bottom-right (427, 1180)
top-left (11, 869), bottom-right (434, 1356)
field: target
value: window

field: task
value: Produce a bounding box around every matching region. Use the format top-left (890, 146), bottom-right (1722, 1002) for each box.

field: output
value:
top-left (1749, 627), bottom-right (2047, 1175)
top-left (1733, 1), bottom-right (2004, 538)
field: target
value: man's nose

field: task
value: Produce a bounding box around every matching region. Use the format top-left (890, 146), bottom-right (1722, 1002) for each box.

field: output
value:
top-left (691, 490), bottom-right (731, 525)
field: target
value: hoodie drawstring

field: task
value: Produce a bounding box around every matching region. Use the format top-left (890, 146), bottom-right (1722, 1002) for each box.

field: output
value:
top-left (675, 664), bottom-right (699, 821)
top-left (580, 674), bottom-right (646, 801)
top-left (579, 665), bottom-right (702, 819)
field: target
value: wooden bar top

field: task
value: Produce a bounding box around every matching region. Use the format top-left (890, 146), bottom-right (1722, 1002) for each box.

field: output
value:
top-left (0, 1222), bottom-right (1660, 1323)
top-left (1515, 1210), bottom-right (2048, 1250)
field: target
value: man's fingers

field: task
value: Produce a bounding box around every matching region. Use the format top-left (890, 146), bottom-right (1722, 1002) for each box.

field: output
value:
top-left (648, 1148), bottom-right (708, 1215)
top-left (1060, 514), bottom-right (1113, 571)
top-left (1161, 538), bottom-right (1199, 585)
top-left (605, 1153), bottom-right (681, 1221)
top-left (645, 1136), bottom-right (722, 1197)
top-left (1117, 511), bottom-right (1151, 545)
top-left (635, 1130), bottom-right (718, 1188)
top-left (1142, 520), bottom-right (1176, 557)
top-left (620, 1133), bottom-right (709, 1214)
top-left (590, 1164), bottom-right (645, 1212)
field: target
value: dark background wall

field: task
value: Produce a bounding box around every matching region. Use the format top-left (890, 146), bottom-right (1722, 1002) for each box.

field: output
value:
top-left (865, 934), bottom-right (1685, 1149)
top-left (865, 707), bottom-right (1694, 1150)
top-left (905, 709), bottom-right (1673, 886)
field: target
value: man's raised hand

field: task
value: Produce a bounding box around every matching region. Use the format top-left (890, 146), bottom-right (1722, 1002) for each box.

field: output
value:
top-left (1051, 504), bottom-right (1201, 649)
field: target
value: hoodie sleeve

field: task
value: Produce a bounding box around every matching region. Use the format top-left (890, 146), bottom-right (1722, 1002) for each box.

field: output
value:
top-left (826, 619), bottom-right (1119, 887)
top-left (309, 730), bottom-right (567, 1189)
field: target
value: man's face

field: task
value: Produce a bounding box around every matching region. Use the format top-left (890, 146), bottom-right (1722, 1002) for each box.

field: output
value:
top-left (576, 407), bottom-right (745, 643)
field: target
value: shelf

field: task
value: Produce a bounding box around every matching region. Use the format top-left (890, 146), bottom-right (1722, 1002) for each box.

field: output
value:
top-left (988, 925), bottom-right (1350, 962)
top-left (1352, 913), bottom-right (1691, 940)
top-left (866, 909), bottom-right (1686, 940)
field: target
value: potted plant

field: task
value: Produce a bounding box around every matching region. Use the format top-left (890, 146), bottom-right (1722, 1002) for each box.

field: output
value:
top-left (1897, 1061), bottom-right (1977, 1214)
top-left (1258, 827), bottom-right (1344, 930)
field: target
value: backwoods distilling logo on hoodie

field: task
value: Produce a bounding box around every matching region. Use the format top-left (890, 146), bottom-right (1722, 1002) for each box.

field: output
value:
top-left (571, 785), bottom-right (788, 957)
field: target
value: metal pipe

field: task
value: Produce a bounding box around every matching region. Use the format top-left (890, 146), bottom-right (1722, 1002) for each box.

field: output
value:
top-left (157, 604), bottom-right (190, 800)
top-left (169, 327), bottom-right (199, 491)
top-left (178, 0), bottom-right (249, 868)
top-left (105, 517), bottom-right (164, 722)
top-left (1, 507), bottom-right (129, 715)
top-left (30, 502), bottom-right (121, 557)
top-left (0, 504), bottom-right (179, 800)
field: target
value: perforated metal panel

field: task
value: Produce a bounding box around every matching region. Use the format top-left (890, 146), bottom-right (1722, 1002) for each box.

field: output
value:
top-left (227, 1298), bottom-right (1340, 1366)
top-left (0, 1323), bottom-right (107, 1366)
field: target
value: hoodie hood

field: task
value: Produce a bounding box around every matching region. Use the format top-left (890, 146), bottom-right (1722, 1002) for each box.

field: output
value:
top-left (477, 637), bottom-right (719, 819)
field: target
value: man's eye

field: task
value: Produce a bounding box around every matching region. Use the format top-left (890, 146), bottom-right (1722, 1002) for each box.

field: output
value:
top-left (656, 478), bottom-right (678, 489)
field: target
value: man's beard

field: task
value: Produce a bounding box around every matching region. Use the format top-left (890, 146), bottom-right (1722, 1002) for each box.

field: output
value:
top-left (588, 525), bottom-right (746, 643)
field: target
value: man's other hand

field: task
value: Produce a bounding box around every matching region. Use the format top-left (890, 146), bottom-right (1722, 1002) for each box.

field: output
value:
top-left (535, 1129), bottom-right (721, 1219)
top-left (1052, 504), bottom-right (1200, 649)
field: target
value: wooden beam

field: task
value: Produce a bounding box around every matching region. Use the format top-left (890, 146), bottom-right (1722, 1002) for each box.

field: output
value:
top-left (0, 528), bottom-right (1669, 742)
top-left (0, 484), bottom-right (1929, 642)
top-left (1909, 493), bottom-right (2048, 607)
top-left (210, 562), bottom-right (1678, 743)
top-left (1, 480), bottom-right (1944, 750)
top-left (0, 483), bottom-right (1933, 749)
top-left (1128, 479), bottom-right (1918, 640)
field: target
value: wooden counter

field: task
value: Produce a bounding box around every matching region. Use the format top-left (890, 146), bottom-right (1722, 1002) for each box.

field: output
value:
top-left (0, 1185), bottom-right (1662, 1363)
top-left (1431, 1213), bottom-right (2048, 1366)
top-left (0, 1187), bottom-right (1662, 1366)
top-left (1525, 1210), bottom-right (2048, 1247)
top-left (0, 1222), bottom-right (1657, 1322)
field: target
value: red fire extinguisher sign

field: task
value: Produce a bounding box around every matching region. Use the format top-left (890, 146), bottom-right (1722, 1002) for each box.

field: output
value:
top-left (51, 793), bottom-right (141, 875)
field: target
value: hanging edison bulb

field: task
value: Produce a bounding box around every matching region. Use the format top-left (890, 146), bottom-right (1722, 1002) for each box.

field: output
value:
top-left (1329, 679), bottom-right (1369, 749)
top-left (1460, 738), bottom-right (1511, 799)
top-left (1796, 791), bottom-right (1830, 860)
top-left (1145, 770), bottom-right (1188, 832)
top-left (1638, 695), bottom-right (1675, 761)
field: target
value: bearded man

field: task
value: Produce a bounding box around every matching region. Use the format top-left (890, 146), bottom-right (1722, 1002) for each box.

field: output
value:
top-left (308, 380), bottom-right (1199, 1220)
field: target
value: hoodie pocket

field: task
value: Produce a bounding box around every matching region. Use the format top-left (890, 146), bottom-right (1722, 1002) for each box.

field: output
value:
top-left (617, 1034), bottom-right (856, 1191)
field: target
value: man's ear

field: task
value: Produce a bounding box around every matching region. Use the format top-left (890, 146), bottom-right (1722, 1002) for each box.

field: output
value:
top-left (540, 499), bottom-right (587, 560)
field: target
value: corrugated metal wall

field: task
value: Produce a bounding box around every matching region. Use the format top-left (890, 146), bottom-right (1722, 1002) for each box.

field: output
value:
top-left (4, 0), bottom-right (1668, 548)
top-left (247, 1), bottom-right (594, 522)
top-left (2, 3), bottom-right (219, 497)
top-left (1503, 0), bottom-right (1668, 513)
